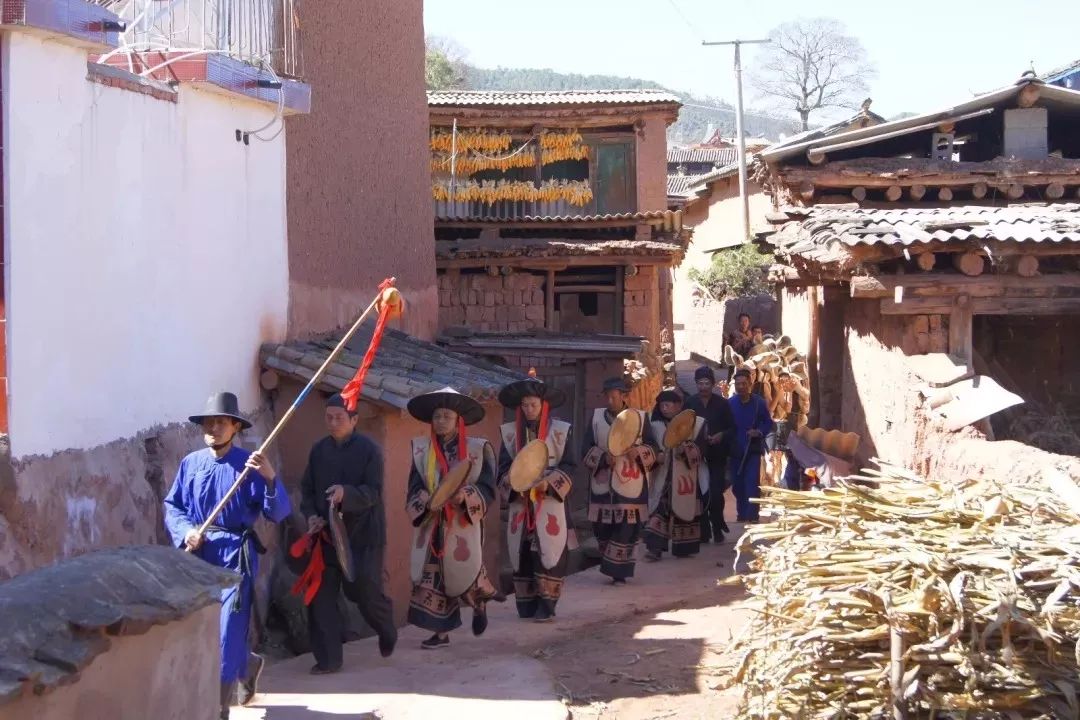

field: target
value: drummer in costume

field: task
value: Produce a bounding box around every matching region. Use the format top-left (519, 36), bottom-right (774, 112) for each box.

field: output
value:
top-left (163, 392), bottom-right (291, 720)
top-left (497, 371), bottom-right (576, 622)
top-left (582, 377), bottom-right (660, 584)
top-left (405, 387), bottom-right (498, 649)
top-left (296, 394), bottom-right (397, 674)
top-left (643, 389), bottom-right (708, 561)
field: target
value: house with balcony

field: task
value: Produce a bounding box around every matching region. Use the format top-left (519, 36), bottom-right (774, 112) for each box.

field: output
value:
top-left (428, 89), bottom-right (689, 449)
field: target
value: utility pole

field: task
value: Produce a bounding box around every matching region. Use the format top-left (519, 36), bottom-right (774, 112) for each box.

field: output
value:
top-left (702, 38), bottom-right (769, 244)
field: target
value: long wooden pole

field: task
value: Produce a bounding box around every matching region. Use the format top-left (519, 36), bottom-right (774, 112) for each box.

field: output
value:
top-left (189, 280), bottom-right (395, 544)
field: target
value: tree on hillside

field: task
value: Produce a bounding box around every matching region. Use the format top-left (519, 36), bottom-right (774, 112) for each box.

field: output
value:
top-left (425, 35), bottom-right (467, 91)
top-left (750, 18), bottom-right (876, 131)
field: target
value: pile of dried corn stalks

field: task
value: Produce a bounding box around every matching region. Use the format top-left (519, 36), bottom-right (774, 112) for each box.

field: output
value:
top-left (724, 460), bottom-right (1080, 719)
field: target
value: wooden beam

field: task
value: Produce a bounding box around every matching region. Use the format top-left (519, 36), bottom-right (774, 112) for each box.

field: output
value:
top-left (552, 284), bottom-right (617, 293)
top-left (1006, 183), bottom-right (1024, 200)
top-left (1016, 255), bottom-right (1039, 278)
top-left (916, 252), bottom-right (936, 271)
top-left (885, 185), bottom-right (902, 202)
top-left (880, 295), bottom-right (1080, 316)
top-left (971, 181), bottom-right (988, 199)
top-left (545, 269), bottom-right (555, 330)
top-left (1018, 83), bottom-right (1041, 109)
top-left (1046, 182), bottom-right (1066, 200)
top-left (797, 180), bottom-right (815, 201)
top-left (851, 186), bottom-right (867, 202)
top-left (949, 295), bottom-right (973, 364)
top-left (803, 107), bottom-right (996, 160)
top-left (852, 272), bottom-right (1080, 299)
top-left (909, 184), bottom-right (926, 200)
top-left (937, 186), bottom-right (954, 202)
top-left (778, 157), bottom-right (1080, 189)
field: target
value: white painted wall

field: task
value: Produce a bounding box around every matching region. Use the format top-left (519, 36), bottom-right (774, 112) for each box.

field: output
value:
top-left (4, 34), bottom-right (289, 457)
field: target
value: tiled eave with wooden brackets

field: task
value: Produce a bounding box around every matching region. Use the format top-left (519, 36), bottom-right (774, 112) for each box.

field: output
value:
top-left (97, 51), bottom-right (310, 116)
top-left (1, 0), bottom-right (122, 50)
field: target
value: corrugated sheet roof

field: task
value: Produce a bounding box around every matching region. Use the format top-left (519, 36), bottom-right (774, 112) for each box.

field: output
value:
top-left (1045, 58), bottom-right (1080, 82)
top-left (438, 331), bottom-right (644, 357)
top-left (260, 325), bottom-right (524, 410)
top-left (763, 203), bottom-right (1080, 266)
top-left (436, 237), bottom-right (685, 261)
top-left (428, 90), bottom-right (682, 107)
top-left (667, 147), bottom-right (738, 165)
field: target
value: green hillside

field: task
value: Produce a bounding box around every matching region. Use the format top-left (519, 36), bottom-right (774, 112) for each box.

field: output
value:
top-left (464, 66), bottom-right (800, 146)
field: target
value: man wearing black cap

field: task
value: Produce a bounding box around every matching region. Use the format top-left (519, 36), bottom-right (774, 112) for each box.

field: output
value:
top-left (297, 394), bottom-right (396, 673)
top-left (164, 392), bottom-right (291, 720)
top-left (582, 377), bottom-right (661, 584)
top-left (497, 371), bottom-right (576, 622)
top-left (404, 387), bottom-right (497, 649)
top-left (684, 366), bottom-right (736, 542)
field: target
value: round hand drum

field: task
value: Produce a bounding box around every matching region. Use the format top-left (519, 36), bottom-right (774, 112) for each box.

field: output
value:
top-left (607, 409), bottom-right (642, 457)
top-left (663, 409), bottom-right (697, 449)
top-left (509, 439), bottom-right (550, 493)
top-left (429, 459), bottom-right (474, 511)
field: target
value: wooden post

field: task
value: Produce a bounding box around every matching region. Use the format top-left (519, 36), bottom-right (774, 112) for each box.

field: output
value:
top-left (916, 252), bottom-right (936, 271)
top-left (949, 294), bottom-right (973, 365)
top-left (937, 186), bottom-right (954, 202)
top-left (910, 184), bottom-right (926, 200)
top-left (1046, 182), bottom-right (1066, 200)
top-left (971, 181), bottom-right (988, 199)
top-left (852, 186), bottom-right (867, 202)
top-left (885, 185), bottom-right (902, 202)
top-left (952, 251), bottom-right (985, 277)
top-left (545, 269), bottom-right (556, 331)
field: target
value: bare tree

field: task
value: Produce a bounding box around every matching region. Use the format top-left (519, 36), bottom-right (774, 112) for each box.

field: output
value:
top-left (750, 18), bottom-right (876, 131)
top-left (425, 35), bottom-right (469, 91)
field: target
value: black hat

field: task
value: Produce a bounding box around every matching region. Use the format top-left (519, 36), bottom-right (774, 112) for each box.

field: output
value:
top-left (189, 392), bottom-right (251, 430)
top-left (694, 366), bottom-right (716, 382)
top-left (656, 389), bottom-right (682, 404)
top-left (325, 393), bottom-right (358, 417)
top-left (602, 377), bottom-right (631, 394)
top-left (498, 373), bottom-right (566, 410)
top-left (407, 387), bottom-right (485, 426)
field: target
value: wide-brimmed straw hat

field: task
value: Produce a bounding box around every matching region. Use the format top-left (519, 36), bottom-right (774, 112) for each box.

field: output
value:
top-left (406, 387), bottom-right (485, 425)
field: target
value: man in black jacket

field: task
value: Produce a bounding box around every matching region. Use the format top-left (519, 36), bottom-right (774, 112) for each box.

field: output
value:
top-left (300, 394), bottom-right (397, 673)
top-left (683, 366), bottom-right (735, 543)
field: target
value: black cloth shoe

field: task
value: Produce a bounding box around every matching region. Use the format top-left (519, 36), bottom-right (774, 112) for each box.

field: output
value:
top-left (421, 633), bottom-right (450, 649)
top-left (309, 664), bottom-right (340, 675)
top-left (238, 653), bottom-right (264, 706)
top-left (533, 605), bottom-right (553, 623)
top-left (379, 632), bottom-right (397, 658)
top-left (720, 520), bottom-right (731, 533)
top-left (472, 606), bottom-right (489, 636)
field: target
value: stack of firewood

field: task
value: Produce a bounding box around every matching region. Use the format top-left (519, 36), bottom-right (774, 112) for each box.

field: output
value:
top-left (722, 460), bottom-right (1080, 719)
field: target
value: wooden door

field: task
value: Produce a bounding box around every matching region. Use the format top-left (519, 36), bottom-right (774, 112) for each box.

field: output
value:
top-left (591, 141), bottom-right (636, 215)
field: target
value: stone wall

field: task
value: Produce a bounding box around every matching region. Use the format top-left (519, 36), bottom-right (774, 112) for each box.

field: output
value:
top-left (438, 271), bottom-right (546, 333)
top-left (0, 546), bottom-right (233, 720)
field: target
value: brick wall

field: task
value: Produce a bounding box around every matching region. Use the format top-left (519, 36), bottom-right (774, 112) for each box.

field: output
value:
top-left (438, 271), bottom-right (545, 332)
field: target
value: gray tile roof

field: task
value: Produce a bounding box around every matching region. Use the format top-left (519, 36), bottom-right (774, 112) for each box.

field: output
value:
top-left (666, 173), bottom-right (710, 197)
top-left (435, 236), bottom-right (686, 262)
top-left (260, 325), bottom-right (525, 410)
top-left (667, 147), bottom-right (738, 165)
top-left (428, 89), bottom-right (681, 107)
top-left (761, 202), bottom-right (1080, 267)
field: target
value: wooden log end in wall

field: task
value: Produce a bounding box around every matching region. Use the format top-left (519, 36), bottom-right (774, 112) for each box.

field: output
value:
top-left (1046, 182), bottom-right (1065, 200)
top-left (798, 180), bottom-right (815, 201)
top-left (807, 149), bottom-right (826, 165)
top-left (910, 184), bottom-right (926, 200)
top-left (852, 186), bottom-right (867, 202)
top-left (916, 251), bottom-right (936, 271)
top-left (952, 251), bottom-right (985, 277)
top-left (1006, 183), bottom-right (1024, 200)
top-left (1016, 254), bottom-right (1039, 278)
top-left (1018, 83), bottom-right (1041, 109)
top-left (971, 181), bottom-right (988, 199)
top-left (885, 185), bottom-right (903, 202)
top-left (260, 369), bottom-right (280, 391)
top-left (937, 186), bottom-right (954, 202)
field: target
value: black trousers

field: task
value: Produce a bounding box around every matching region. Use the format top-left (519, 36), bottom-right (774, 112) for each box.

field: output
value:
top-left (308, 545), bottom-right (396, 670)
top-left (700, 457), bottom-right (728, 542)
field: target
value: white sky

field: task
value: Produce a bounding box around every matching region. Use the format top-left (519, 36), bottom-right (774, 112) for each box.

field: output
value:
top-left (424, 0), bottom-right (1080, 123)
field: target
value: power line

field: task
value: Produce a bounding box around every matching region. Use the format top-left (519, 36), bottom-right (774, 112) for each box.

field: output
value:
top-left (664, 0), bottom-right (703, 42)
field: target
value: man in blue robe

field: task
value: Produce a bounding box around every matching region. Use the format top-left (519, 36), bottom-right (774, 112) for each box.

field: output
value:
top-left (164, 392), bottom-right (291, 720)
top-left (727, 369), bottom-right (774, 523)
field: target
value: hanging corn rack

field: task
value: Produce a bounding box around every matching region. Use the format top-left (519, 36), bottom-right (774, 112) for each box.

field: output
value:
top-left (720, 460), bottom-right (1080, 719)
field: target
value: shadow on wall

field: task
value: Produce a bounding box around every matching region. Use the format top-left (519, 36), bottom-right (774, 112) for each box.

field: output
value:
top-left (722, 294), bottom-right (779, 336)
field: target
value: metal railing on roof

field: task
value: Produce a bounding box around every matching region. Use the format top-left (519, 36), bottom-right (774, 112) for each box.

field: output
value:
top-left (92, 0), bottom-right (303, 79)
